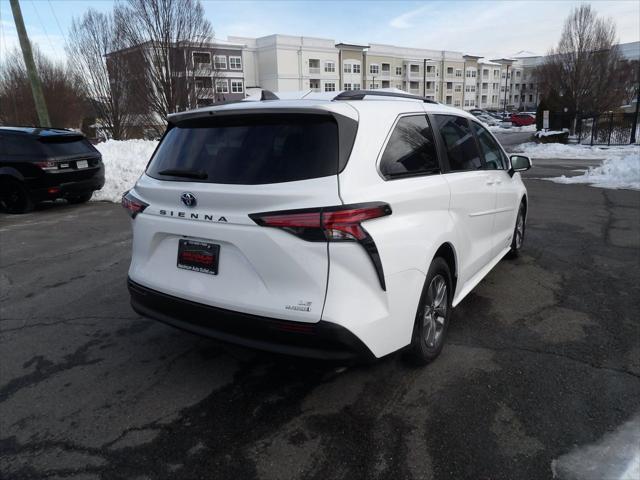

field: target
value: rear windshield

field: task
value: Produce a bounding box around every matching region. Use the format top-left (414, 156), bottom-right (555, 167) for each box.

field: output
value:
top-left (146, 114), bottom-right (339, 184)
top-left (40, 137), bottom-right (97, 157)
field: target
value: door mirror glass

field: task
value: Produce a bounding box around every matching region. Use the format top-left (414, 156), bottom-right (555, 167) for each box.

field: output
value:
top-left (510, 155), bottom-right (532, 172)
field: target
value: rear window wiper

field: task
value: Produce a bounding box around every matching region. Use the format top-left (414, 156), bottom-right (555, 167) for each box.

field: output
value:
top-left (158, 168), bottom-right (208, 180)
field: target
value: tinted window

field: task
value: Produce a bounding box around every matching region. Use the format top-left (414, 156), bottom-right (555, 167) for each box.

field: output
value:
top-left (434, 115), bottom-right (482, 171)
top-left (147, 114), bottom-right (339, 185)
top-left (380, 115), bottom-right (439, 179)
top-left (1, 135), bottom-right (43, 156)
top-left (471, 121), bottom-right (507, 170)
top-left (40, 137), bottom-right (96, 157)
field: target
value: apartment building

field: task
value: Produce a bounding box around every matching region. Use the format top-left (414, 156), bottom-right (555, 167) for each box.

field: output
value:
top-left (106, 39), bottom-right (246, 111)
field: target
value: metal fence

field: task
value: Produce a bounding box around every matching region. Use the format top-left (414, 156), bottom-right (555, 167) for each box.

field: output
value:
top-left (577, 112), bottom-right (639, 146)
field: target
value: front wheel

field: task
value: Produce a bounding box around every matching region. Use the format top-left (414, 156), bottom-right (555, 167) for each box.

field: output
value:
top-left (507, 204), bottom-right (526, 259)
top-left (405, 257), bottom-right (452, 365)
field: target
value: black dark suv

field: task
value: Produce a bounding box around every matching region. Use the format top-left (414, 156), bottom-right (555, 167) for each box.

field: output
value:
top-left (0, 127), bottom-right (105, 213)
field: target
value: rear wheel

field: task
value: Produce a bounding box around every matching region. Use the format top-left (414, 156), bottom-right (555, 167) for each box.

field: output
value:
top-left (0, 178), bottom-right (34, 214)
top-left (507, 203), bottom-right (525, 259)
top-left (67, 192), bottom-right (93, 204)
top-left (405, 257), bottom-right (452, 365)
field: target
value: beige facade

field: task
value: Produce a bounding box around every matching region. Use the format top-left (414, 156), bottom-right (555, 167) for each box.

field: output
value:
top-left (232, 34), bottom-right (546, 112)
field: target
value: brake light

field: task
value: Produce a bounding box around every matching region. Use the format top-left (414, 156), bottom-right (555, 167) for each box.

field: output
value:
top-left (250, 202), bottom-right (392, 290)
top-left (121, 190), bottom-right (148, 218)
top-left (35, 161), bottom-right (57, 171)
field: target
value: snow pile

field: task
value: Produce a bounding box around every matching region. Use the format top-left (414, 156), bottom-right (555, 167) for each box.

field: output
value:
top-left (93, 140), bottom-right (158, 202)
top-left (546, 154), bottom-right (640, 190)
top-left (514, 142), bottom-right (639, 159)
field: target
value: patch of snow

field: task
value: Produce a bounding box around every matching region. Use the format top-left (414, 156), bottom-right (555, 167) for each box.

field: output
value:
top-left (546, 154), bottom-right (640, 191)
top-left (534, 129), bottom-right (567, 138)
top-left (92, 140), bottom-right (158, 202)
top-left (514, 142), bottom-right (639, 159)
top-left (488, 124), bottom-right (536, 133)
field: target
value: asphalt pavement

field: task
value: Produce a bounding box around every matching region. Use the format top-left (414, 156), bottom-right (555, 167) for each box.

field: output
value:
top-left (1, 155), bottom-right (639, 480)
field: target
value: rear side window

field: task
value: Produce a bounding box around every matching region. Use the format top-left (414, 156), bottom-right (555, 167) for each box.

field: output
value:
top-left (471, 121), bottom-right (508, 170)
top-left (40, 137), bottom-right (96, 157)
top-left (379, 115), bottom-right (440, 179)
top-left (434, 115), bottom-right (482, 171)
top-left (1, 135), bottom-right (43, 156)
top-left (147, 114), bottom-right (339, 185)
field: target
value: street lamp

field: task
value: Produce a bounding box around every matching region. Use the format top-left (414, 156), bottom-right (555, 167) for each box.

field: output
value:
top-left (502, 64), bottom-right (510, 117)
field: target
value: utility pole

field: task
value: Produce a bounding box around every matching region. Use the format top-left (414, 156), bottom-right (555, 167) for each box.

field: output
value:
top-left (631, 86), bottom-right (639, 144)
top-left (10, 0), bottom-right (50, 127)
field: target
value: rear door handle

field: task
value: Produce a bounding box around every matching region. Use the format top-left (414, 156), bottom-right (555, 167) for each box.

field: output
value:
top-left (486, 180), bottom-right (495, 185)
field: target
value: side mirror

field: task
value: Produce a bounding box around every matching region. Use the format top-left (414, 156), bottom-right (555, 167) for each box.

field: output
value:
top-left (509, 155), bottom-right (532, 176)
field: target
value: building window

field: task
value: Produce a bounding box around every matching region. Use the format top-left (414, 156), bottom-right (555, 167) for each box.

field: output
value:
top-left (426, 65), bottom-right (434, 73)
top-left (309, 59), bottom-right (320, 73)
top-left (231, 80), bottom-right (244, 93)
top-left (344, 83), bottom-right (352, 91)
top-left (395, 83), bottom-right (402, 89)
top-left (426, 95), bottom-right (435, 101)
top-left (325, 61), bottom-right (335, 73)
top-left (229, 56), bottom-right (242, 70)
top-left (516, 70), bottom-right (521, 77)
top-left (309, 79), bottom-right (320, 92)
top-left (410, 64), bottom-right (420, 73)
top-left (470, 99), bottom-right (475, 107)
top-left (446, 82), bottom-right (453, 90)
top-left (353, 63), bottom-right (361, 73)
top-left (353, 83), bottom-right (361, 90)
top-left (454, 100), bottom-right (461, 107)
top-left (455, 84), bottom-right (462, 92)
top-left (483, 69), bottom-right (489, 78)
top-left (192, 52), bottom-right (211, 66)
top-left (455, 69), bottom-right (462, 77)
top-left (494, 69), bottom-right (500, 77)
top-left (214, 55), bottom-right (227, 69)
top-left (409, 81), bottom-right (419, 90)
top-left (215, 79), bottom-right (229, 93)
top-left (344, 64), bottom-right (352, 73)
top-left (529, 95), bottom-right (533, 102)
top-left (370, 64), bottom-right (380, 74)
top-left (447, 67), bottom-right (454, 75)
top-left (466, 69), bottom-right (476, 78)
top-left (382, 63), bottom-right (390, 72)
top-left (324, 82), bottom-right (336, 92)
top-left (395, 66), bottom-right (402, 76)
top-left (445, 95), bottom-right (453, 105)
top-left (426, 81), bottom-right (433, 90)
top-left (369, 83), bottom-right (380, 89)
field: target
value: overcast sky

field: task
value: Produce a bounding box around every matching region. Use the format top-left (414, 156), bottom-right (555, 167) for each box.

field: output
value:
top-left (0, 0), bottom-right (638, 62)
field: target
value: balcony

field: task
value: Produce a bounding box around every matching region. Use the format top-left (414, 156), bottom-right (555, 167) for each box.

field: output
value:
top-left (309, 67), bottom-right (320, 75)
top-left (196, 88), bottom-right (215, 98)
top-left (193, 62), bottom-right (212, 71)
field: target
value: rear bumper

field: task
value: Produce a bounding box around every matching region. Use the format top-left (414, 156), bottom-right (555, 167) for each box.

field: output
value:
top-left (29, 165), bottom-right (105, 200)
top-left (128, 278), bottom-right (375, 362)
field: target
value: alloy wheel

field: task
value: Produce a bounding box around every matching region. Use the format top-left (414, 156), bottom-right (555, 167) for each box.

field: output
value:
top-left (422, 274), bottom-right (448, 348)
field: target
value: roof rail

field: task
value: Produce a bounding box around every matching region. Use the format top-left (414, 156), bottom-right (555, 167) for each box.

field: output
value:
top-left (260, 89), bottom-right (279, 101)
top-left (333, 90), bottom-right (438, 104)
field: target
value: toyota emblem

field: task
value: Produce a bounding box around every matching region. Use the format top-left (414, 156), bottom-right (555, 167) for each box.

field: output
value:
top-left (180, 192), bottom-right (197, 207)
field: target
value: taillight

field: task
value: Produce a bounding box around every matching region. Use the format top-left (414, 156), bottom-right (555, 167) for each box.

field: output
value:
top-left (35, 161), bottom-right (57, 171)
top-left (121, 190), bottom-right (148, 218)
top-left (250, 202), bottom-right (391, 290)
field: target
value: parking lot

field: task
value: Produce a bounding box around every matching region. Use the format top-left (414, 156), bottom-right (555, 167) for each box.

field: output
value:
top-left (1, 158), bottom-right (639, 480)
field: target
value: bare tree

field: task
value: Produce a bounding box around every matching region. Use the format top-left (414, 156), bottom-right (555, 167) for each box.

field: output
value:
top-left (535, 4), bottom-right (629, 126)
top-left (68, 7), bottom-right (134, 140)
top-left (0, 47), bottom-right (87, 128)
top-left (121, 0), bottom-right (213, 125)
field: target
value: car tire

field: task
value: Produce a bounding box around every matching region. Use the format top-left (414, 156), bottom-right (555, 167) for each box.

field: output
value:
top-left (67, 192), bottom-right (93, 204)
top-left (507, 203), bottom-right (526, 259)
top-left (405, 257), bottom-right (453, 365)
top-left (0, 178), bottom-right (34, 214)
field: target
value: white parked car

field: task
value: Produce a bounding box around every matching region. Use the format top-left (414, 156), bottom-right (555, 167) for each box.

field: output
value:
top-left (123, 90), bottom-right (531, 364)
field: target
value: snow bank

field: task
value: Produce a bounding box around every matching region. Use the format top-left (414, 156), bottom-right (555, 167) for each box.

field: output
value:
top-left (546, 154), bottom-right (640, 191)
top-left (92, 140), bottom-right (158, 202)
top-left (514, 142), bottom-right (639, 159)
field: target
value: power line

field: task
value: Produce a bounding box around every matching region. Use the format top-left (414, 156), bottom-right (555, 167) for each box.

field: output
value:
top-left (47, 0), bottom-right (65, 42)
top-left (27, 0), bottom-right (61, 58)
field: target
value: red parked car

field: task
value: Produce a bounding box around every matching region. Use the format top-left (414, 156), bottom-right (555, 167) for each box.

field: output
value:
top-left (511, 113), bottom-right (536, 127)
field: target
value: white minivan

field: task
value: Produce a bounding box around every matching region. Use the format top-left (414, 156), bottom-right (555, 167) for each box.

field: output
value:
top-left (124, 90), bottom-right (531, 364)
